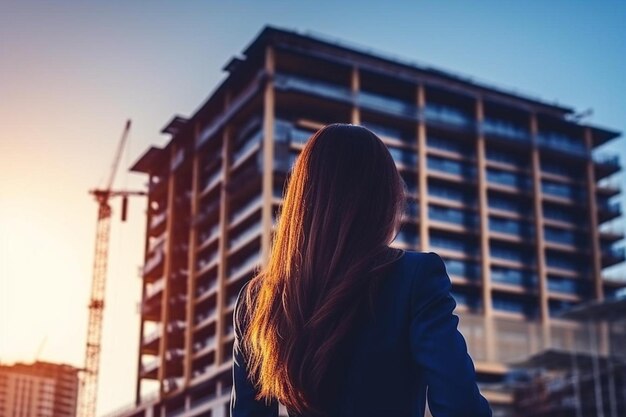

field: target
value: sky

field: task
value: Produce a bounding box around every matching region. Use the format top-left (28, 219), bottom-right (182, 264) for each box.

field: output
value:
top-left (0, 1), bottom-right (625, 415)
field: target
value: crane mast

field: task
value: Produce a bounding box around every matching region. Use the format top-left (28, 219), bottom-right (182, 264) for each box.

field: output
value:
top-left (79, 120), bottom-right (145, 417)
top-left (79, 198), bottom-right (112, 417)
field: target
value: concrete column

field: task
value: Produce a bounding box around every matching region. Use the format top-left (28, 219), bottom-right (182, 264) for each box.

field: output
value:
top-left (475, 97), bottom-right (495, 362)
top-left (584, 126), bottom-right (609, 355)
top-left (183, 122), bottom-right (201, 386)
top-left (216, 103), bottom-right (231, 365)
top-left (261, 45), bottom-right (276, 268)
top-left (351, 66), bottom-right (360, 124)
top-left (417, 84), bottom-right (429, 251)
top-left (530, 112), bottom-right (550, 348)
top-left (158, 144), bottom-right (177, 397)
top-left (135, 184), bottom-right (153, 405)
top-left (584, 127), bottom-right (604, 301)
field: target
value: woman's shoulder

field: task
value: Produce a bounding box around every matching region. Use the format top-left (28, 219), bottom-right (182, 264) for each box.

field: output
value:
top-left (401, 250), bottom-right (445, 272)
top-left (402, 250), bottom-right (452, 303)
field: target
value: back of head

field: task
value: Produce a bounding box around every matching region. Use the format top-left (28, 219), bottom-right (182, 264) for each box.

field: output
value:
top-left (238, 123), bottom-right (408, 416)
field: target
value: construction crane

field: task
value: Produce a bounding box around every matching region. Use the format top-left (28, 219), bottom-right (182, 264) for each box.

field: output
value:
top-left (79, 119), bottom-right (147, 417)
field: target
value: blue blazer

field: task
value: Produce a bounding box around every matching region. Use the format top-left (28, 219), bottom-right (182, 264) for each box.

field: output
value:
top-left (230, 250), bottom-right (492, 417)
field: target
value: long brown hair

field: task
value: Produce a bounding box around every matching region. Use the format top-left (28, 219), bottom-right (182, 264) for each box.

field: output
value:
top-left (237, 123), bottom-right (408, 416)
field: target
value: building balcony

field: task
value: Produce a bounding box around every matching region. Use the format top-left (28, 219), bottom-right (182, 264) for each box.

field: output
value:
top-left (481, 118), bottom-right (530, 143)
top-left (536, 132), bottom-right (587, 158)
top-left (487, 169), bottom-right (533, 193)
top-left (197, 222), bottom-right (220, 251)
top-left (593, 152), bottom-right (620, 180)
top-left (597, 199), bottom-right (621, 223)
top-left (223, 291), bottom-right (240, 313)
top-left (231, 130), bottom-right (262, 170)
top-left (427, 135), bottom-right (475, 158)
top-left (427, 155), bottom-right (477, 182)
top-left (227, 251), bottom-right (262, 283)
top-left (194, 200), bottom-right (220, 228)
top-left (274, 72), bottom-right (352, 105)
top-left (230, 194), bottom-right (263, 227)
top-left (166, 320), bottom-right (186, 336)
top-left (546, 250), bottom-right (592, 277)
top-left (601, 245), bottom-right (626, 268)
top-left (360, 119), bottom-right (416, 146)
top-left (603, 275), bottom-right (626, 300)
top-left (598, 224), bottom-right (624, 243)
top-left (196, 280), bottom-right (218, 302)
top-left (163, 377), bottom-right (184, 396)
top-left (145, 278), bottom-right (165, 301)
top-left (196, 250), bottom-right (219, 276)
top-left (193, 336), bottom-right (217, 358)
top-left (141, 297), bottom-right (162, 321)
top-left (444, 258), bottom-right (481, 283)
top-left (595, 177), bottom-right (621, 198)
top-left (430, 235), bottom-right (480, 258)
top-left (388, 145), bottom-right (418, 170)
top-left (490, 245), bottom-right (535, 268)
top-left (489, 219), bottom-right (535, 241)
top-left (491, 267), bottom-right (538, 290)
top-left (163, 362), bottom-right (184, 382)
top-left (143, 245), bottom-right (165, 280)
top-left (429, 184), bottom-right (477, 208)
top-left (275, 119), bottom-right (314, 146)
top-left (357, 90), bottom-right (418, 120)
top-left (546, 276), bottom-right (586, 300)
top-left (140, 358), bottom-right (159, 379)
top-left (430, 205), bottom-right (479, 229)
top-left (147, 231), bottom-right (167, 254)
top-left (194, 307), bottom-right (217, 329)
top-left (491, 292), bottom-right (540, 320)
top-left (149, 210), bottom-right (167, 232)
top-left (167, 293), bottom-right (188, 315)
top-left (196, 70), bottom-right (264, 149)
top-left (191, 364), bottom-right (218, 383)
top-left (541, 180), bottom-right (586, 204)
top-left (199, 169), bottom-right (222, 197)
top-left (165, 348), bottom-right (185, 362)
top-left (423, 103), bottom-right (475, 132)
top-left (228, 221), bottom-right (262, 254)
top-left (141, 327), bottom-right (162, 355)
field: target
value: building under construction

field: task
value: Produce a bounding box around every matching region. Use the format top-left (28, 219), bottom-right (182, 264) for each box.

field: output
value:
top-left (118, 25), bottom-right (625, 417)
top-left (0, 360), bottom-right (80, 417)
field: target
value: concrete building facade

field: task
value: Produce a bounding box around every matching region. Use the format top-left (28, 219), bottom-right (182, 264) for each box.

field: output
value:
top-left (121, 26), bottom-right (625, 417)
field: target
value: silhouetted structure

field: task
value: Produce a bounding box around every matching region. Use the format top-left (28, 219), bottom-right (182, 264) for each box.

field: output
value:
top-left (0, 360), bottom-right (80, 417)
top-left (113, 25), bottom-right (624, 417)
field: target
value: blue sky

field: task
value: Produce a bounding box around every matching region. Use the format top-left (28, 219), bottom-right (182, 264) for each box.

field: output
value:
top-left (1, 1), bottom-right (624, 415)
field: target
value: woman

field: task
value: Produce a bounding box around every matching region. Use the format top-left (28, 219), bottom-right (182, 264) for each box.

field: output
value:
top-left (230, 123), bottom-right (492, 417)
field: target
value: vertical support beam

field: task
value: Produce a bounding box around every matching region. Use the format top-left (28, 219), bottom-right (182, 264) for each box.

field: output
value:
top-left (135, 188), bottom-right (153, 405)
top-left (475, 97), bottom-right (495, 361)
top-left (216, 92), bottom-right (231, 365)
top-left (183, 123), bottom-right (201, 387)
top-left (584, 127), bottom-right (609, 355)
top-left (261, 45), bottom-right (276, 268)
top-left (584, 127), bottom-right (604, 301)
top-left (351, 66), bottom-right (360, 124)
top-left (530, 112), bottom-right (550, 348)
top-left (157, 145), bottom-right (177, 398)
top-left (416, 83), bottom-right (429, 251)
